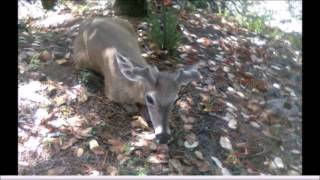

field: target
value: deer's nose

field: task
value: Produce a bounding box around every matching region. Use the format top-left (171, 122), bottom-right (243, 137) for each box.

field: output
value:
top-left (155, 133), bottom-right (169, 144)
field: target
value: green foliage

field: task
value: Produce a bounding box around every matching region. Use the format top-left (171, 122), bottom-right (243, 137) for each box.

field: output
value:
top-left (148, 9), bottom-right (181, 56)
top-left (28, 53), bottom-right (41, 71)
top-left (41, 0), bottom-right (57, 10)
top-left (283, 32), bottom-right (302, 50)
top-left (78, 69), bottom-right (103, 93)
top-left (114, 0), bottom-right (148, 17)
top-left (189, 0), bottom-right (209, 9)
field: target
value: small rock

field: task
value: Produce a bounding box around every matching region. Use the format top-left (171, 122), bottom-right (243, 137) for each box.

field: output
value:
top-left (89, 139), bottom-right (99, 150)
top-left (219, 136), bottom-right (232, 150)
top-left (39, 50), bottom-right (51, 61)
top-left (273, 83), bottom-right (281, 89)
top-left (228, 119), bottom-right (237, 129)
top-left (227, 87), bottom-right (235, 93)
top-left (194, 151), bottom-right (204, 160)
top-left (223, 66), bottom-right (230, 72)
top-left (273, 157), bottom-right (284, 169)
top-left (64, 52), bottom-right (71, 59)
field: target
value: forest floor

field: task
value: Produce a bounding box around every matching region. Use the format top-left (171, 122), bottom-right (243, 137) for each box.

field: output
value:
top-left (18, 0), bottom-right (302, 175)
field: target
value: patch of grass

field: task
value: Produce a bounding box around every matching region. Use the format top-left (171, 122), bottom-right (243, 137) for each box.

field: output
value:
top-left (123, 144), bottom-right (130, 155)
top-left (148, 9), bottom-right (181, 56)
top-left (28, 53), bottom-right (41, 71)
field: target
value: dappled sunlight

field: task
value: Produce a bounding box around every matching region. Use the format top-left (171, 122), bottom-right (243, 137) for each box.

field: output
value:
top-left (18, 0), bottom-right (301, 176)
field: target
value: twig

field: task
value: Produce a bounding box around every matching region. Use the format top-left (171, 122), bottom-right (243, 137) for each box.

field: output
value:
top-left (239, 147), bottom-right (271, 158)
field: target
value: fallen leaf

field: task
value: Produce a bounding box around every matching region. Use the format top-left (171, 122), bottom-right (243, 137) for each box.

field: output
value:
top-left (77, 127), bottom-right (93, 138)
top-left (47, 166), bottom-right (66, 175)
top-left (273, 157), bottom-right (284, 169)
top-left (184, 140), bottom-right (199, 149)
top-left (183, 124), bottom-right (193, 131)
top-left (131, 116), bottom-right (149, 128)
top-left (169, 159), bottom-right (183, 174)
top-left (185, 133), bottom-right (197, 144)
top-left (228, 119), bottom-right (237, 129)
top-left (219, 136), bottom-right (232, 150)
top-left (147, 153), bottom-right (167, 163)
top-left (194, 151), bottom-right (204, 160)
top-left (149, 142), bottom-right (157, 151)
top-left (196, 160), bottom-right (209, 172)
top-left (56, 59), bottom-right (68, 65)
top-left (106, 166), bottom-right (118, 176)
top-left (247, 101), bottom-right (260, 112)
top-left (107, 139), bottom-right (124, 153)
top-left (91, 146), bottom-right (105, 155)
top-left (180, 115), bottom-right (195, 124)
top-left (163, 0), bottom-right (172, 6)
top-left (75, 147), bottom-right (84, 157)
top-left (211, 156), bottom-right (232, 175)
top-left (61, 137), bottom-right (77, 150)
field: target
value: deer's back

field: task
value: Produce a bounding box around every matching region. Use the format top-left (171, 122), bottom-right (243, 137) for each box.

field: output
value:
top-left (73, 17), bottom-right (147, 104)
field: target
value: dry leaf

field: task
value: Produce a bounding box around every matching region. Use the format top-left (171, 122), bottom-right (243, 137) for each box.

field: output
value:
top-left (147, 153), bottom-right (168, 163)
top-left (91, 146), bottom-right (105, 155)
top-left (47, 166), bottom-right (66, 175)
top-left (196, 160), bottom-right (209, 172)
top-left (169, 159), bottom-right (183, 174)
top-left (149, 142), bottom-right (157, 151)
top-left (56, 59), bottom-right (68, 65)
top-left (184, 140), bottom-right (199, 149)
top-left (219, 136), bottom-right (233, 150)
top-left (131, 116), bottom-right (149, 128)
top-left (77, 127), bottom-right (92, 138)
top-left (61, 137), bottom-right (77, 150)
top-left (180, 115), bottom-right (195, 124)
top-left (106, 166), bottom-right (118, 176)
top-left (185, 133), bottom-right (197, 144)
top-left (195, 151), bottom-right (204, 160)
top-left (107, 139), bottom-right (124, 153)
top-left (183, 124), bottom-right (193, 131)
top-left (75, 147), bottom-right (84, 157)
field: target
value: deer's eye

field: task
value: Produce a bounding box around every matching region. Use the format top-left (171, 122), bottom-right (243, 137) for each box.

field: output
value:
top-left (146, 95), bottom-right (155, 105)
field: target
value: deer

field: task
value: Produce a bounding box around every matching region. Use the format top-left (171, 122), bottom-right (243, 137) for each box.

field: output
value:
top-left (73, 17), bottom-right (200, 144)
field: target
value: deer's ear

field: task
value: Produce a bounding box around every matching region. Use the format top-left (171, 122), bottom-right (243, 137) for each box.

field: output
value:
top-left (175, 68), bottom-right (201, 86)
top-left (115, 52), bottom-right (156, 84)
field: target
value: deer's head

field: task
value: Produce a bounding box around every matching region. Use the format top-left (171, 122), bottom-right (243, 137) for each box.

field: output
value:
top-left (116, 52), bottom-right (200, 144)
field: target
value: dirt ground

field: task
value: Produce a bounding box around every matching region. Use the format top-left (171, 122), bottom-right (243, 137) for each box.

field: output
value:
top-left (18, 0), bottom-right (302, 175)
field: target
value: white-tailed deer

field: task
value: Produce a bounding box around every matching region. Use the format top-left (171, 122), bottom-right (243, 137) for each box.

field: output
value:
top-left (73, 17), bottom-right (200, 144)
